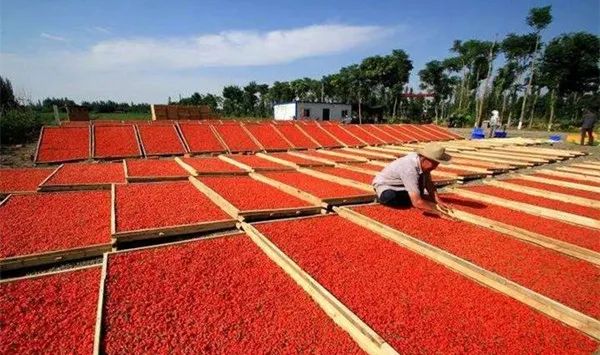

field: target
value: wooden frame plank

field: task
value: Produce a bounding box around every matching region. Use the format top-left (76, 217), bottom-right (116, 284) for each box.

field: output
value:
top-left (209, 124), bottom-right (232, 154)
top-left (448, 153), bottom-right (534, 167)
top-left (292, 123), bottom-right (325, 149)
top-left (444, 206), bottom-right (600, 265)
top-left (0, 264), bottom-right (100, 283)
top-left (93, 253), bottom-right (108, 355)
top-left (173, 156), bottom-right (248, 177)
top-left (240, 123), bottom-right (266, 152)
top-left (287, 151), bottom-right (344, 165)
top-left (516, 173), bottom-right (600, 194)
top-left (341, 148), bottom-right (397, 160)
top-left (269, 123), bottom-right (297, 150)
top-left (0, 243), bottom-right (112, 272)
top-left (558, 166), bottom-right (600, 177)
top-left (255, 152), bottom-right (333, 168)
top-left (536, 169), bottom-right (600, 184)
top-left (334, 206), bottom-right (600, 341)
top-left (188, 176), bottom-right (241, 218)
top-left (484, 179), bottom-right (600, 208)
top-left (570, 163), bottom-right (600, 171)
top-left (458, 151), bottom-right (549, 164)
top-left (312, 150), bottom-right (370, 162)
top-left (241, 221), bottom-right (397, 355)
top-left (217, 154), bottom-right (294, 172)
top-left (450, 188), bottom-right (600, 230)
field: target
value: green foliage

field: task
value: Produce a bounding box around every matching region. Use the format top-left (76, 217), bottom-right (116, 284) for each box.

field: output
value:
top-left (527, 6), bottom-right (553, 32)
top-left (0, 76), bottom-right (19, 113)
top-left (0, 108), bottom-right (52, 144)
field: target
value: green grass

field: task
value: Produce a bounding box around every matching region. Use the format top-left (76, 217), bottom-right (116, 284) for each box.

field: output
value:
top-left (39, 111), bottom-right (151, 124)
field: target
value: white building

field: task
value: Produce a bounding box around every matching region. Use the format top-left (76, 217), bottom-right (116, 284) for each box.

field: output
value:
top-left (273, 102), bottom-right (351, 121)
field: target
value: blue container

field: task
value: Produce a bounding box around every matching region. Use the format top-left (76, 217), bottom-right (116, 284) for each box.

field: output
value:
top-left (494, 131), bottom-right (507, 138)
top-left (471, 127), bottom-right (485, 139)
top-left (549, 134), bottom-right (562, 142)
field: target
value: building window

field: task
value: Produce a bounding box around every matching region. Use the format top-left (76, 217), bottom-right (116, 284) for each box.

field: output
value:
top-left (302, 109), bottom-right (310, 117)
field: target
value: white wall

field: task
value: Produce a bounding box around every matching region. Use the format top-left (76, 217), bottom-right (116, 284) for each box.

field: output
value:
top-left (296, 102), bottom-right (351, 121)
top-left (273, 103), bottom-right (297, 120)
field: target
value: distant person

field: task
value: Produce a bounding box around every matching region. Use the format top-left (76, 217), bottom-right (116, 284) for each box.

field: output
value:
top-left (581, 108), bottom-right (597, 145)
top-left (488, 110), bottom-right (499, 138)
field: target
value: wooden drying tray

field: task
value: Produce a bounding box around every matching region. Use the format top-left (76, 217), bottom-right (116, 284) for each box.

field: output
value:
top-left (333, 205), bottom-right (600, 341)
top-left (250, 172), bottom-right (375, 209)
top-left (110, 184), bottom-right (236, 243)
top-left (188, 176), bottom-right (321, 222)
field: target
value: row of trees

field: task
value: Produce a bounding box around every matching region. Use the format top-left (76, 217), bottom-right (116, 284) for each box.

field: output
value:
top-left (418, 6), bottom-right (599, 130)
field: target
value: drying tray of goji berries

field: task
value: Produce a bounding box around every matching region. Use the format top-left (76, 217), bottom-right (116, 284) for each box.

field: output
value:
top-left (0, 266), bottom-right (101, 354)
top-left (111, 181), bottom-right (237, 243)
top-left (189, 175), bottom-right (322, 222)
top-left (38, 162), bottom-right (126, 192)
top-left (34, 126), bottom-right (92, 164)
top-left (0, 191), bottom-right (112, 271)
top-left (93, 233), bottom-right (366, 353)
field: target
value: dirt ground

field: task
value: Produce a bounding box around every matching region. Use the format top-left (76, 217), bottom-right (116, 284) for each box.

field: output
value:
top-left (0, 143), bottom-right (37, 168)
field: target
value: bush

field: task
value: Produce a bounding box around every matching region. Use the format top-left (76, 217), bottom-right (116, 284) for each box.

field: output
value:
top-left (0, 109), bottom-right (53, 145)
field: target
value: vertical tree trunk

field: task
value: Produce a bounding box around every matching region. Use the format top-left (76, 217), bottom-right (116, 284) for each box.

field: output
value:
top-left (518, 33), bottom-right (540, 130)
top-left (500, 92), bottom-right (507, 125)
top-left (358, 96), bottom-right (362, 124)
top-left (547, 88), bottom-right (556, 131)
top-left (392, 96), bottom-right (398, 119)
top-left (434, 104), bottom-right (439, 124)
top-left (527, 88), bottom-right (539, 129)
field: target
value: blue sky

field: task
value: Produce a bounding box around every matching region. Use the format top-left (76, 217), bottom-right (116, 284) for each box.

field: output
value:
top-left (1, 0), bottom-right (598, 103)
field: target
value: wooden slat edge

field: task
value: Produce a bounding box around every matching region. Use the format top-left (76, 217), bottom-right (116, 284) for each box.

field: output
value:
top-left (188, 176), bottom-right (240, 218)
top-left (93, 253), bottom-right (108, 355)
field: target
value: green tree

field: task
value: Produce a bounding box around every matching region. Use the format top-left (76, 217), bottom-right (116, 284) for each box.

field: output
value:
top-left (222, 85), bottom-right (245, 116)
top-left (418, 60), bottom-right (454, 122)
top-left (517, 5), bottom-right (553, 129)
top-left (540, 32), bottom-right (600, 129)
top-left (0, 76), bottom-right (19, 112)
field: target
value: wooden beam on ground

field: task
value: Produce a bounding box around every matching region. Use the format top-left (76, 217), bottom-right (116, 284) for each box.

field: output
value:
top-left (493, 146), bottom-right (580, 158)
top-left (515, 174), bottom-right (600, 194)
top-left (341, 148), bottom-right (398, 160)
top-left (217, 155), bottom-right (253, 172)
top-left (314, 150), bottom-right (370, 162)
top-left (255, 152), bottom-right (333, 168)
top-left (484, 179), bottom-right (600, 208)
top-left (457, 151), bottom-right (549, 164)
top-left (556, 167), bottom-right (600, 178)
top-left (448, 153), bottom-right (534, 167)
top-left (287, 151), bottom-right (341, 166)
top-left (445, 207), bottom-right (600, 265)
top-left (0, 244), bottom-right (112, 272)
top-left (334, 206), bottom-right (600, 341)
top-left (570, 163), bottom-right (600, 172)
top-left (450, 188), bottom-right (600, 230)
top-left (536, 169), bottom-right (600, 184)
top-left (240, 222), bottom-right (398, 355)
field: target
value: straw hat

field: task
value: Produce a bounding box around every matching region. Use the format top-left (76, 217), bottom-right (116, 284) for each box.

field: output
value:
top-left (416, 143), bottom-right (451, 163)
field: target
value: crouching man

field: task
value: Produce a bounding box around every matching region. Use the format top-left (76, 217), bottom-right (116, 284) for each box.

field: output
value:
top-left (372, 143), bottom-right (453, 217)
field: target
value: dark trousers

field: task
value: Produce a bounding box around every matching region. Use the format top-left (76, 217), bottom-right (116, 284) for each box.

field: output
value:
top-left (581, 127), bottom-right (594, 145)
top-left (378, 189), bottom-right (435, 207)
top-left (377, 190), bottom-right (413, 207)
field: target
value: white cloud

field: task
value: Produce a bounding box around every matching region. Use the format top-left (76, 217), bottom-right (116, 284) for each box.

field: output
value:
top-left (4, 24), bottom-right (395, 102)
top-left (40, 32), bottom-right (67, 42)
top-left (91, 26), bottom-right (111, 34)
top-left (84, 24), bottom-right (392, 69)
